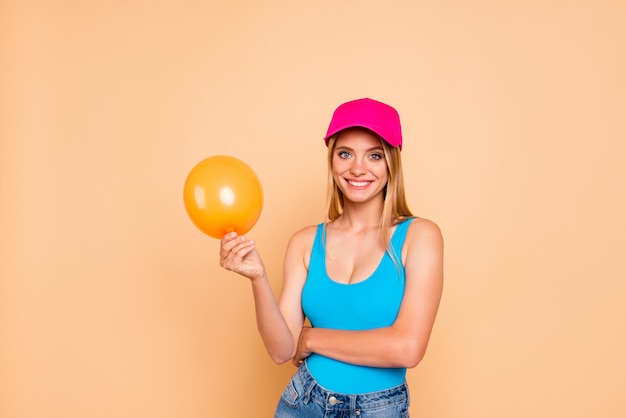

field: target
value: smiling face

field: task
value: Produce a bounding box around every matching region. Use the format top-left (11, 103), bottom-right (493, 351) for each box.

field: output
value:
top-left (331, 128), bottom-right (389, 206)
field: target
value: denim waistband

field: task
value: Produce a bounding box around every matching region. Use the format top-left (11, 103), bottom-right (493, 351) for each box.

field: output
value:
top-left (294, 361), bottom-right (409, 412)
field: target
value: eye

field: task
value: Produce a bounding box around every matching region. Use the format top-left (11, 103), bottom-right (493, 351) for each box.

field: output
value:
top-left (369, 152), bottom-right (383, 160)
top-left (337, 150), bottom-right (352, 159)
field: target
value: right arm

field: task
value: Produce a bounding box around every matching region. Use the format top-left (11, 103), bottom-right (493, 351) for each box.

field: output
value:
top-left (219, 227), bottom-right (314, 364)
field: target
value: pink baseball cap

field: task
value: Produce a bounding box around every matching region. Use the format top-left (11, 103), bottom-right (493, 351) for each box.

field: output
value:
top-left (323, 98), bottom-right (402, 149)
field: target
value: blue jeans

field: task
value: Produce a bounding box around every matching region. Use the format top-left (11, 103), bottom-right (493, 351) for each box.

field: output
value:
top-left (275, 361), bottom-right (410, 417)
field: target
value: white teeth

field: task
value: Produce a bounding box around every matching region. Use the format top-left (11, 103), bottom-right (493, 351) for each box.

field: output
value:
top-left (349, 180), bottom-right (370, 187)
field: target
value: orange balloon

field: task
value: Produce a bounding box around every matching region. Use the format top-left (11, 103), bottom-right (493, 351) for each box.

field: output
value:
top-left (183, 155), bottom-right (263, 239)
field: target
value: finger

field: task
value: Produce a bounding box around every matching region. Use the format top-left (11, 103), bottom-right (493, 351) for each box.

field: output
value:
top-left (226, 238), bottom-right (256, 260)
top-left (220, 232), bottom-right (240, 253)
top-left (220, 231), bottom-right (238, 243)
top-left (220, 239), bottom-right (256, 270)
top-left (220, 234), bottom-right (251, 258)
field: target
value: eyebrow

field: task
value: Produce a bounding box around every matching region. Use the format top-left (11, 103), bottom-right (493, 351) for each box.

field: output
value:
top-left (335, 145), bottom-right (384, 152)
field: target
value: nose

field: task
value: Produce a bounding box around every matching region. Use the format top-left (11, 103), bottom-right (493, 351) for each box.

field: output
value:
top-left (350, 157), bottom-right (367, 175)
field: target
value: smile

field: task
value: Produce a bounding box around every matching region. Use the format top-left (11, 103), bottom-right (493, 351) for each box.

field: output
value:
top-left (347, 180), bottom-right (372, 187)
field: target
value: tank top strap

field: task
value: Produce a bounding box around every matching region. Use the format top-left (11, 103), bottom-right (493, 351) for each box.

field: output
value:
top-left (390, 217), bottom-right (415, 251)
top-left (311, 223), bottom-right (325, 258)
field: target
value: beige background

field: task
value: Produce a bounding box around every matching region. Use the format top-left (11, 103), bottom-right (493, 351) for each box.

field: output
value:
top-left (1, 1), bottom-right (625, 417)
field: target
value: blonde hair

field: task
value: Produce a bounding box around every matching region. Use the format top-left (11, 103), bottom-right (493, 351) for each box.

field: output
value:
top-left (324, 133), bottom-right (414, 266)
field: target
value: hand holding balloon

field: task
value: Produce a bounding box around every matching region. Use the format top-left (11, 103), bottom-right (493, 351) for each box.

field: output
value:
top-left (183, 155), bottom-right (263, 239)
top-left (219, 232), bottom-right (266, 282)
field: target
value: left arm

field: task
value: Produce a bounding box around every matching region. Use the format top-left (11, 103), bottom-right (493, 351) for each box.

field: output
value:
top-left (293, 219), bottom-right (444, 368)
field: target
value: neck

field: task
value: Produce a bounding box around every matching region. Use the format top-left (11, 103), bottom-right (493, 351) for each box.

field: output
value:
top-left (336, 200), bottom-right (385, 232)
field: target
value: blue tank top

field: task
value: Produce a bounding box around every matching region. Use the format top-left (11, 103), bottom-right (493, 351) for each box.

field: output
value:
top-left (301, 218), bottom-right (414, 394)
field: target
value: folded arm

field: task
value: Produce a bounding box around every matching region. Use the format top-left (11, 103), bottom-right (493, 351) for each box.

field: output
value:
top-left (293, 219), bottom-right (444, 368)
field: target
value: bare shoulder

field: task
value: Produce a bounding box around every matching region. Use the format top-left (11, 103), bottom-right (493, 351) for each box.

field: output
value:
top-left (406, 217), bottom-right (444, 251)
top-left (285, 224), bottom-right (318, 258)
top-left (288, 224), bottom-right (319, 247)
top-left (284, 224), bottom-right (319, 273)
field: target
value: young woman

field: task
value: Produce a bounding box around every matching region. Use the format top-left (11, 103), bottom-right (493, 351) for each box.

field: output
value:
top-left (219, 98), bottom-right (444, 417)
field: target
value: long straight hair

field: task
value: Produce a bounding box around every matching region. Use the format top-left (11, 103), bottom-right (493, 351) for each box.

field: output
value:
top-left (324, 133), bottom-right (414, 267)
